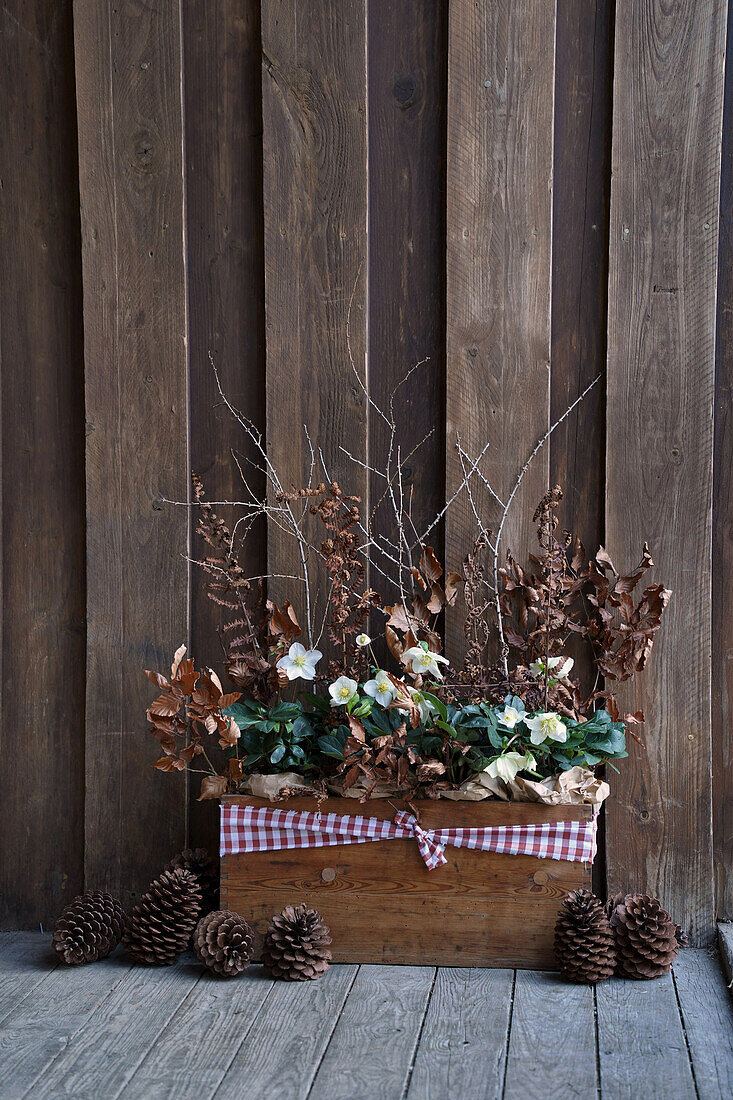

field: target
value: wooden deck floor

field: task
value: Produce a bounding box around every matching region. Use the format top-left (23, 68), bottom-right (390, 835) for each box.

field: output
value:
top-left (0, 932), bottom-right (731, 1099)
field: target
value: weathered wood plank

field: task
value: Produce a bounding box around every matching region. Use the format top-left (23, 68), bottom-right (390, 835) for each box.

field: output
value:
top-left (717, 921), bottom-right (733, 988)
top-left (604, 0), bottom-right (727, 943)
top-left (596, 974), bottom-right (696, 1098)
top-left (308, 965), bottom-right (435, 1100)
top-left (504, 971), bottom-right (597, 1099)
top-left (0, 934), bottom-right (58, 1025)
top-left (367, 0), bottom-right (448, 623)
top-left (713, 2), bottom-right (733, 921)
top-left (73, 0), bottom-right (189, 905)
top-left (33, 959), bottom-right (200, 1099)
top-left (0, 0), bottom-right (86, 928)
top-left (216, 963), bottom-right (358, 1099)
top-left (182, 0), bottom-right (267, 852)
top-left (0, 953), bottom-right (132, 1098)
top-left (406, 968), bottom-right (513, 1099)
top-left (445, 0), bottom-right (555, 661)
top-left (673, 949), bottom-right (733, 1099)
top-left (261, 0), bottom-right (368, 658)
top-left (550, 0), bottom-right (614, 897)
top-left (124, 967), bottom-right (274, 1099)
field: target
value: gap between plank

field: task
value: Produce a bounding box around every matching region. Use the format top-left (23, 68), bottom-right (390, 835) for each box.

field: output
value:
top-left (499, 969), bottom-right (518, 1100)
top-left (108, 971), bottom-right (208, 1100)
top-left (18, 962), bottom-right (135, 1099)
top-left (210, 974), bottom-right (280, 1099)
top-left (593, 984), bottom-right (601, 1100)
top-left (400, 967), bottom-right (438, 1100)
top-left (302, 964), bottom-right (361, 1100)
top-left (672, 965), bottom-right (702, 1100)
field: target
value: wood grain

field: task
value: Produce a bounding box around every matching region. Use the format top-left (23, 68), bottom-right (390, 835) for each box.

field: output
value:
top-left (182, 0), bottom-right (267, 853)
top-left (406, 968), bottom-right (514, 1099)
top-left (596, 973), bottom-right (696, 1098)
top-left (550, 0), bottom-right (614, 899)
top-left (221, 796), bottom-right (592, 967)
top-left (74, 0), bottom-right (189, 906)
top-left (0, 934), bottom-right (58, 1025)
top-left (504, 970), bottom-right (597, 1100)
top-left (604, 0), bottom-right (727, 942)
top-left (36, 962), bottom-right (200, 1099)
top-left (261, 0), bottom-right (368, 658)
top-left (216, 964), bottom-right (358, 1099)
top-left (0, 952), bottom-right (132, 1096)
top-left (673, 950), bottom-right (733, 1099)
top-left (308, 965), bottom-right (435, 1100)
top-left (0, 0), bottom-right (86, 928)
top-left (367, 1), bottom-right (448, 627)
top-left (445, 0), bottom-right (555, 661)
top-left (125, 968), bottom-right (274, 1099)
top-left (713, 2), bottom-right (733, 920)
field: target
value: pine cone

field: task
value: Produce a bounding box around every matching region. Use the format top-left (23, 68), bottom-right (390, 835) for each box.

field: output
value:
top-left (164, 848), bottom-right (219, 914)
top-left (674, 924), bottom-right (690, 948)
top-left (554, 890), bottom-right (616, 984)
top-left (610, 893), bottom-right (679, 979)
top-left (194, 910), bottom-right (254, 979)
top-left (262, 903), bottom-right (332, 981)
top-left (52, 892), bottom-right (126, 966)
top-left (124, 869), bottom-right (202, 966)
top-left (605, 891), bottom-right (626, 922)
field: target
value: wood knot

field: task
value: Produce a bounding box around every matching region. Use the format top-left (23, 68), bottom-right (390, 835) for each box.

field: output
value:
top-left (321, 867), bottom-right (337, 883)
top-left (532, 871), bottom-right (549, 886)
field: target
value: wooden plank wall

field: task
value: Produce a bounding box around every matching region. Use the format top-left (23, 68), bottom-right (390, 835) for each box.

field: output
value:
top-left (0, 0), bottom-right (86, 926)
top-left (0, 0), bottom-right (730, 938)
top-left (73, 0), bottom-right (190, 909)
top-left (605, 0), bottom-right (726, 941)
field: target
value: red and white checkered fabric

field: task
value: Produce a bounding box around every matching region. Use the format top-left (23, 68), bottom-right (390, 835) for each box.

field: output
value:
top-left (220, 803), bottom-right (596, 869)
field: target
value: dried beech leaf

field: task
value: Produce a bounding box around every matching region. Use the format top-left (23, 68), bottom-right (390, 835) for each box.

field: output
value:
top-left (171, 644), bottom-right (187, 677)
top-left (420, 546), bottom-right (443, 583)
top-left (347, 715), bottom-right (366, 743)
top-left (268, 599), bottom-right (301, 642)
top-left (595, 546), bottom-right (617, 574)
top-left (444, 572), bottom-right (463, 605)
top-left (198, 775), bottom-right (228, 801)
top-left (143, 669), bottom-right (170, 690)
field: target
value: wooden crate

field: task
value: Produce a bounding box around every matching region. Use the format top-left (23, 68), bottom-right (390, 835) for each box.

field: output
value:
top-left (220, 795), bottom-right (593, 969)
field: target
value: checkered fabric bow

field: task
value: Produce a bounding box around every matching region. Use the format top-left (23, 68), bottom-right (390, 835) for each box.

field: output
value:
top-left (220, 803), bottom-right (596, 867)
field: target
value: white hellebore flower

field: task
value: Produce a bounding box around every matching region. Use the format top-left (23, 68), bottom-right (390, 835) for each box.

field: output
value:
top-left (276, 642), bottom-right (322, 682)
top-left (364, 672), bottom-right (395, 708)
top-left (524, 711), bottom-right (568, 746)
top-left (529, 655), bottom-right (574, 680)
top-left (329, 676), bottom-right (359, 708)
top-left (496, 704), bottom-right (523, 729)
top-left (403, 645), bottom-right (450, 681)
top-left (409, 689), bottom-right (436, 725)
top-left (355, 633), bottom-right (372, 648)
top-left (485, 752), bottom-right (536, 784)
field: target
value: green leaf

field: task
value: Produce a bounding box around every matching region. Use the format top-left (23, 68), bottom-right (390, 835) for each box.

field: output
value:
top-left (270, 744), bottom-right (287, 765)
top-left (269, 701), bottom-right (302, 722)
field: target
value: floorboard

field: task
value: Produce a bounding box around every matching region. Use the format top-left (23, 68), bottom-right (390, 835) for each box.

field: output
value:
top-left (214, 963), bottom-right (358, 1099)
top-left (123, 965), bottom-right (274, 1099)
top-left (503, 970), bottom-right (597, 1099)
top-left (405, 968), bottom-right (513, 1100)
top-left (0, 938), bottom-right (729, 1100)
top-left (0, 952), bottom-right (132, 1098)
top-left (0, 932), bottom-right (59, 1024)
top-left (32, 956), bottom-right (200, 1099)
top-left (306, 965), bottom-right (435, 1100)
top-left (673, 948), bottom-right (733, 1100)
top-left (596, 971), bottom-right (696, 1099)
